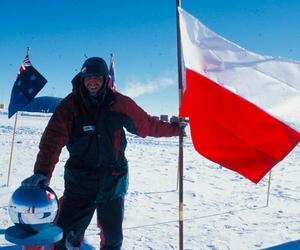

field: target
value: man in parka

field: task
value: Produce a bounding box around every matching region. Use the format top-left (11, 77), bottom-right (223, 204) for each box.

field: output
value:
top-left (22, 57), bottom-right (184, 249)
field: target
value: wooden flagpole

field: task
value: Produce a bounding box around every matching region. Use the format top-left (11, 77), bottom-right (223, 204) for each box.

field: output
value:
top-left (266, 171), bottom-right (272, 207)
top-left (7, 47), bottom-right (30, 186)
top-left (7, 112), bottom-right (18, 186)
top-left (176, 1), bottom-right (184, 249)
top-left (176, 162), bottom-right (179, 190)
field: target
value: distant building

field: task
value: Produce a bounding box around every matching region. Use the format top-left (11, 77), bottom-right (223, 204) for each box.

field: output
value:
top-left (21, 96), bottom-right (62, 113)
top-left (0, 103), bottom-right (4, 109)
top-left (170, 116), bottom-right (179, 123)
top-left (160, 114), bottom-right (168, 122)
top-left (152, 116), bottom-right (159, 120)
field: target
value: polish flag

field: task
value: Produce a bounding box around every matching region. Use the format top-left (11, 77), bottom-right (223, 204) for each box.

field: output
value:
top-left (178, 8), bottom-right (300, 183)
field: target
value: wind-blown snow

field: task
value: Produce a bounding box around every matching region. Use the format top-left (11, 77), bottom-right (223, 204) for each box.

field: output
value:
top-left (0, 112), bottom-right (300, 249)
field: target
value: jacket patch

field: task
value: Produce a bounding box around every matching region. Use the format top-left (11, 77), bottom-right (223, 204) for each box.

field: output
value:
top-left (82, 125), bottom-right (95, 132)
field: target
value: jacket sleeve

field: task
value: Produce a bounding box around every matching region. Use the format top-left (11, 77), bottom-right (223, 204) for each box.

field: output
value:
top-left (34, 97), bottom-right (73, 179)
top-left (119, 95), bottom-right (181, 138)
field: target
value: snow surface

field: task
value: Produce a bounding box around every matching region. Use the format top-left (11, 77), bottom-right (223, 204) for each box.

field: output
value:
top-left (0, 112), bottom-right (300, 249)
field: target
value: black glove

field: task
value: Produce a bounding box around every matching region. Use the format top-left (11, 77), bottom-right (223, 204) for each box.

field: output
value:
top-left (176, 120), bottom-right (189, 129)
top-left (21, 173), bottom-right (49, 187)
top-left (170, 116), bottom-right (188, 126)
top-left (170, 116), bottom-right (189, 136)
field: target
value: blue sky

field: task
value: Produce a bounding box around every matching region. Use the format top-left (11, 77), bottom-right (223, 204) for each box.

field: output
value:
top-left (1, 0), bottom-right (300, 116)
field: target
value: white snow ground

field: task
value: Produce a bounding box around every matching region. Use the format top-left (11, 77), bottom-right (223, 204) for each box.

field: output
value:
top-left (0, 112), bottom-right (300, 249)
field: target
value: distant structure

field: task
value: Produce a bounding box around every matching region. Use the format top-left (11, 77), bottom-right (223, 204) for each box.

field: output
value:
top-left (170, 115), bottom-right (179, 123)
top-left (0, 103), bottom-right (4, 109)
top-left (160, 114), bottom-right (168, 122)
top-left (21, 96), bottom-right (62, 113)
top-left (153, 116), bottom-right (159, 120)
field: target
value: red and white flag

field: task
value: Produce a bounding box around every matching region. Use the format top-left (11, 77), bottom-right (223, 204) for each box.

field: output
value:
top-left (178, 8), bottom-right (300, 183)
top-left (108, 53), bottom-right (117, 92)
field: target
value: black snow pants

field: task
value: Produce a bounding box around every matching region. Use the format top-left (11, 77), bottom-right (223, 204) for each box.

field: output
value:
top-left (53, 195), bottom-right (124, 250)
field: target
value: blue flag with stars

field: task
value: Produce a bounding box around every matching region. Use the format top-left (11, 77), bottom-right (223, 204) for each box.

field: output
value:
top-left (8, 55), bottom-right (47, 118)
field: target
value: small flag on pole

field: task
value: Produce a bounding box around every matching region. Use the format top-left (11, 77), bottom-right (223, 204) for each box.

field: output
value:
top-left (8, 50), bottom-right (47, 118)
top-left (108, 53), bottom-right (117, 92)
top-left (178, 7), bottom-right (300, 183)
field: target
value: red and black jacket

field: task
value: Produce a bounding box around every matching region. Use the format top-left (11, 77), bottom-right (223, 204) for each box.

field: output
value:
top-left (33, 77), bottom-right (180, 200)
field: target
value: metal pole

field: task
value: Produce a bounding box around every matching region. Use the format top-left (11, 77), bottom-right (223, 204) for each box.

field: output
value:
top-left (266, 171), bottom-right (272, 207)
top-left (7, 112), bottom-right (18, 186)
top-left (176, 1), bottom-right (184, 249)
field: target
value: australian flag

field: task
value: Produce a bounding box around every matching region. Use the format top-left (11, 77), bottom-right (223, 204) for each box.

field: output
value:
top-left (8, 54), bottom-right (47, 118)
top-left (108, 53), bottom-right (117, 92)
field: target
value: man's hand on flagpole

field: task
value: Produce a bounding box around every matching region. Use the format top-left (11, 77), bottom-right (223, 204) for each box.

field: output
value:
top-left (170, 116), bottom-right (189, 136)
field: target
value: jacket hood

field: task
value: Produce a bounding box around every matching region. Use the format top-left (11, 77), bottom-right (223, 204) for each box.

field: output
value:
top-left (71, 72), bottom-right (82, 95)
